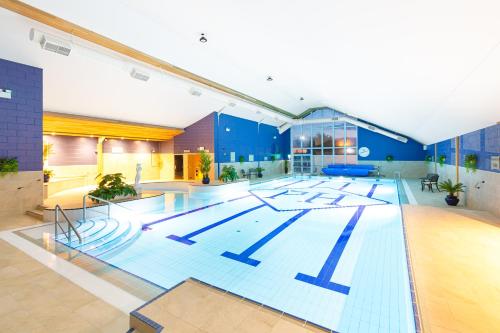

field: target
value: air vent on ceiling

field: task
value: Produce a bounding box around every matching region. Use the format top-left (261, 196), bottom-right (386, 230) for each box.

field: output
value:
top-left (189, 87), bottom-right (202, 97)
top-left (39, 35), bottom-right (71, 56)
top-left (130, 69), bottom-right (150, 81)
top-left (368, 125), bottom-right (376, 130)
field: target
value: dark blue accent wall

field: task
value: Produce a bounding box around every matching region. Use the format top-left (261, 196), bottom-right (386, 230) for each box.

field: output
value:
top-left (429, 124), bottom-right (499, 173)
top-left (357, 127), bottom-right (425, 161)
top-left (0, 58), bottom-right (43, 171)
top-left (214, 114), bottom-right (290, 163)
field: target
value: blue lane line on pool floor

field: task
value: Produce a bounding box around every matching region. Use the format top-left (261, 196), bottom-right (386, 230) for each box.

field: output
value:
top-left (295, 205), bottom-right (365, 295)
top-left (294, 184), bottom-right (378, 294)
top-left (273, 179), bottom-right (305, 189)
top-left (143, 194), bottom-right (253, 230)
top-left (167, 204), bottom-right (266, 245)
top-left (221, 209), bottom-right (312, 267)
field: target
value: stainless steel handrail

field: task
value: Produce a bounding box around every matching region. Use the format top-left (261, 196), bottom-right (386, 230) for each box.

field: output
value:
top-left (54, 204), bottom-right (82, 243)
top-left (82, 194), bottom-right (132, 222)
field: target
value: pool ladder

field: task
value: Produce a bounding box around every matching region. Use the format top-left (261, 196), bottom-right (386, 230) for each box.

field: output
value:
top-left (54, 204), bottom-right (82, 244)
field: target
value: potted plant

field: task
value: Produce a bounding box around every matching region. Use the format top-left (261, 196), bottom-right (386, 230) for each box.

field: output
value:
top-left (0, 157), bottom-right (18, 177)
top-left (256, 167), bottom-right (264, 178)
top-left (219, 165), bottom-right (239, 183)
top-left (270, 155), bottom-right (276, 162)
top-left (199, 150), bottom-right (212, 184)
top-left (438, 179), bottom-right (464, 206)
top-left (88, 173), bottom-right (137, 202)
top-left (239, 155), bottom-right (245, 164)
top-left (464, 154), bottom-right (477, 173)
top-left (385, 154), bottom-right (394, 162)
top-left (424, 155), bottom-right (433, 163)
top-left (43, 169), bottom-right (54, 183)
top-left (284, 160), bottom-right (289, 174)
top-left (438, 154), bottom-right (446, 167)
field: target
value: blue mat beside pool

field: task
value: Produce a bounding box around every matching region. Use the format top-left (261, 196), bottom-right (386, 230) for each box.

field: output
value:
top-left (322, 164), bottom-right (375, 176)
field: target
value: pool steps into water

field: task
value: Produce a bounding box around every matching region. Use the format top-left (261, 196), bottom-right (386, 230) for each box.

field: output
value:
top-left (55, 216), bottom-right (142, 258)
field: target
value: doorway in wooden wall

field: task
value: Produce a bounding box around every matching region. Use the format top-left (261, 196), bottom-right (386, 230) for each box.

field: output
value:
top-left (187, 154), bottom-right (201, 180)
top-left (174, 154), bottom-right (184, 179)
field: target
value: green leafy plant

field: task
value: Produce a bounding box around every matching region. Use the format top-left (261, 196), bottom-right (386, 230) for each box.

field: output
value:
top-left (0, 157), bottom-right (18, 177)
top-left (88, 173), bottom-right (137, 202)
top-left (270, 155), bottom-right (276, 162)
top-left (464, 154), bottom-right (477, 173)
top-left (43, 143), bottom-right (53, 163)
top-left (43, 169), bottom-right (54, 182)
top-left (256, 166), bottom-right (265, 178)
top-left (199, 151), bottom-right (212, 179)
top-left (385, 154), bottom-right (394, 162)
top-left (239, 155), bottom-right (245, 164)
top-left (219, 165), bottom-right (239, 183)
top-left (438, 154), bottom-right (446, 167)
top-left (284, 160), bottom-right (289, 173)
top-left (424, 155), bottom-right (433, 163)
top-left (438, 179), bottom-right (464, 197)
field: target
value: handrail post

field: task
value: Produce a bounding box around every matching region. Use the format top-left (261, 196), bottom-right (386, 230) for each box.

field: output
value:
top-left (83, 195), bottom-right (87, 222)
top-left (107, 203), bottom-right (110, 218)
top-left (55, 206), bottom-right (58, 238)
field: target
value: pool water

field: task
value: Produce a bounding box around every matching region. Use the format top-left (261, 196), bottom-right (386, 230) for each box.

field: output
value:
top-left (62, 177), bottom-right (416, 332)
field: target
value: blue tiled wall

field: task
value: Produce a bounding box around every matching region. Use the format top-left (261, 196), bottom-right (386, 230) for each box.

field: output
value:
top-left (0, 58), bottom-right (43, 171)
top-left (357, 127), bottom-right (426, 161)
top-left (214, 114), bottom-right (290, 163)
top-left (428, 124), bottom-right (499, 173)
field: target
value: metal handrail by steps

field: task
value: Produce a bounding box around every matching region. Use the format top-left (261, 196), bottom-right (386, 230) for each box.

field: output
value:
top-left (55, 204), bottom-right (82, 243)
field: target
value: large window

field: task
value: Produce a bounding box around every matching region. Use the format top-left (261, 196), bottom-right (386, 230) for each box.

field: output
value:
top-left (291, 109), bottom-right (357, 174)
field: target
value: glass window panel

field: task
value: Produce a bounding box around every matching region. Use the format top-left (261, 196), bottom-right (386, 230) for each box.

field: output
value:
top-left (323, 154), bottom-right (333, 166)
top-left (345, 128), bottom-right (357, 147)
top-left (301, 124), bottom-right (311, 148)
top-left (334, 123), bottom-right (345, 147)
top-left (324, 148), bottom-right (333, 155)
top-left (335, 148), bottom-right (345, 155)
top-left (312, 124), bottom-right (322, 147)
top-left (312, 149), bottom-right (322, 155)
top-left (292, 127), bottom-right (302, 148)
top-left (346, 155), bottom-right (357, 164)
top-left (323, 125), bottom-right (333, 147)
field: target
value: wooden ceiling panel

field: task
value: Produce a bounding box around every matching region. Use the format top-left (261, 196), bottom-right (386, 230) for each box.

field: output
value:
top-left (43, 112), bottom-right (183, 141)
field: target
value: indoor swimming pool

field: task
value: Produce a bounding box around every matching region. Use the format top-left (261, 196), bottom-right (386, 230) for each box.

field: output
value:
top-left (57, 177), bottom-right (417, 333)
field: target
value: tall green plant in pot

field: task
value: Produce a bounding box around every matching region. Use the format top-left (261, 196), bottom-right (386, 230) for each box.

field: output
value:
top-left (438, 179), bottom-right (464, 206)
top-left (0, 157), bottom-right (18, 177)
top-left (199, 150), bottom-right (212, 184)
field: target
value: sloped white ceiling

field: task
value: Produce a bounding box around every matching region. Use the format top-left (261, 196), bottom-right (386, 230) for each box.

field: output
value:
top-left (3, 1), bottom-right (500, 143)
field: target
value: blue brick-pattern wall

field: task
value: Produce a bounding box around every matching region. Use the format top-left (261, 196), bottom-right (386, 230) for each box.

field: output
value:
top-left (214, 114), bottom-right (290, 163)
top-left (357, 127), bottom-right (426, 161)
top-left (0, 58), bottom-right (43, 171)
top-left (428, 123), bottom-right (499, 173)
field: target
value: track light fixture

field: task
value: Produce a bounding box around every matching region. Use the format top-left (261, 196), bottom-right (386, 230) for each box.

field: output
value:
top-left (267, 76), bottom-right (273, 82)
top-left (199, 33), bottom-right (207, 43)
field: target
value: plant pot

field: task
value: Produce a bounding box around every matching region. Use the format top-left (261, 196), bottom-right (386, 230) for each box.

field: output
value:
top-left (43, 174), bottom-right (50, 183)
top-left (202, 176), bottom-right (210, 184)
top-left (445, 195), bottom-right (459, 206)
top-left (257, 173), bottom-right (263, 178)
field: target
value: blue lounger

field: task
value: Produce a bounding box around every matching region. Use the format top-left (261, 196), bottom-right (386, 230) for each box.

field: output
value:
top-left (322, 164), bottom-right (375, 177)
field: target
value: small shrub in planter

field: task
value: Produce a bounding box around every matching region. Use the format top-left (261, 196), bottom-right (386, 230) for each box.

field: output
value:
top-left (239, 155), bottom-right (245, 164)
top-left (43, 169), bottom-right (54, 183)
top-left (438, 179), bottom-right (464, 206)
top-left (88, 173), bottom-right (137, 202)
top-left (424, 155), bottom-right (433, 163)
top-left (464, 154), bottom-right (478, 173)
top-left (385, 154), bottom-right (394, 162)
top-left (256, 167), bottom-right (265, 178)
top-left (438, 154), bottom-right (446, 167)
top-left (199, 150), bottom-right (212, 184)
top-left (219, 165), bottom-right (239, 183)
top-left (0, 157), bottom-right (18, 177)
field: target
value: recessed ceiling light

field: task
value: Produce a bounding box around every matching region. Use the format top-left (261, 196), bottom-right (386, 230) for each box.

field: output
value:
top-left (300, 97), bottom-right (304, 101)
top-left (266, 76), bottom-right (273, 82)
top-left (199, 33), bottom-right (207, 43)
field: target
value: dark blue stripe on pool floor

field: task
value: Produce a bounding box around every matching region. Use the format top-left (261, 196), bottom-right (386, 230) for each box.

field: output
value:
top-left (167, 204), bottom-right (266, 245)
top-left (221, 209), bottom-right (311, 266)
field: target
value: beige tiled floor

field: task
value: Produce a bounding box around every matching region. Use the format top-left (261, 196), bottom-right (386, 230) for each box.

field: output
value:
top-left (0, 239), bottom-right (129, 333)
top-left (136, 279), bottom-right (327, 333)
top-left (0, 214), bottom-right (45, 231)
top-left (403, 205), bottom-right (500, 333)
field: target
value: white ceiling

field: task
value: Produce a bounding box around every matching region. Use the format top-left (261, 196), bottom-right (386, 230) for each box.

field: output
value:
top-left (2, 1), bottom-right (500, 143)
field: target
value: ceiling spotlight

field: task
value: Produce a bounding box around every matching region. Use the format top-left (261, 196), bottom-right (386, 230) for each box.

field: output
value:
top-left (300, 97), bottom-right (304, 101)
top-left (266, 76), bottom-right (273, 82)
top-left (199, 33), bottom-right (207, 43)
